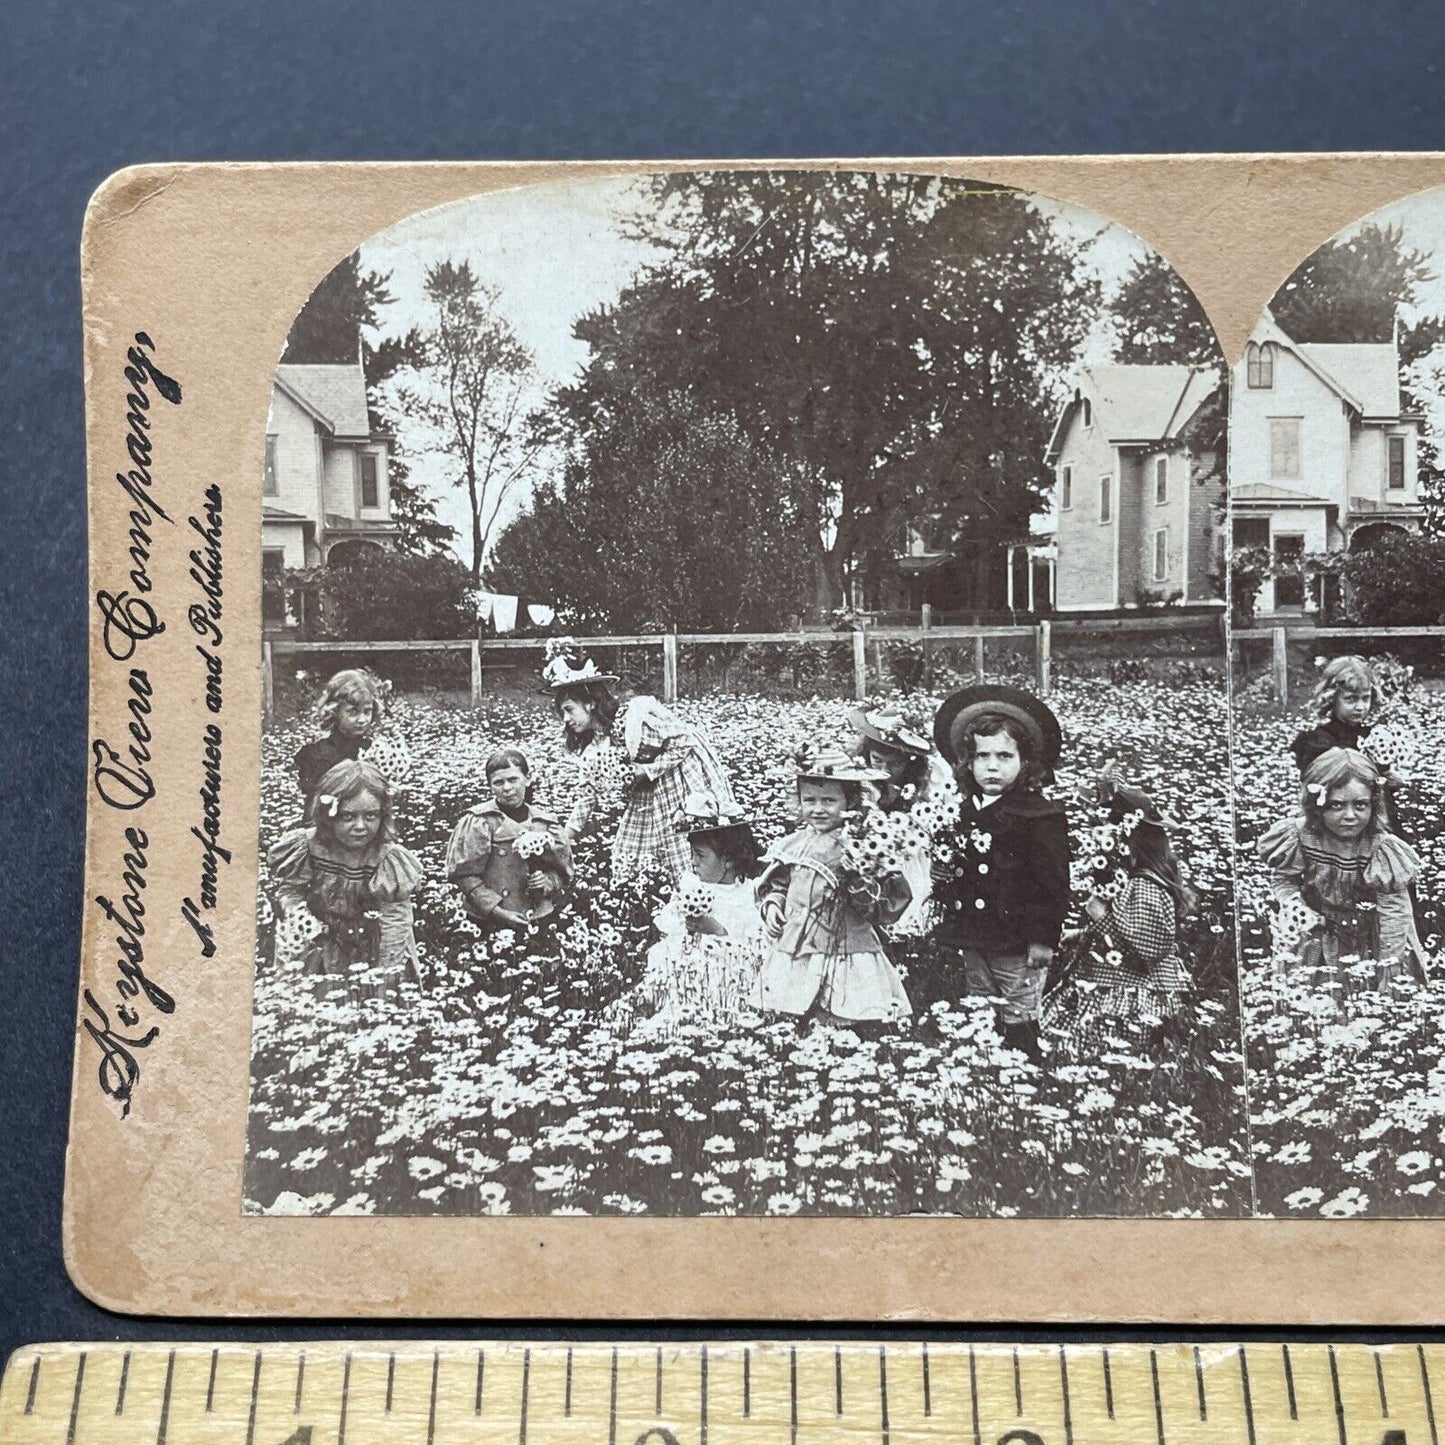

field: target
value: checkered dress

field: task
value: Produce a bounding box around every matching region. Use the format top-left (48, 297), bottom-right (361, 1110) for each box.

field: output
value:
top-left (576, 696), bottom-right (739, 884)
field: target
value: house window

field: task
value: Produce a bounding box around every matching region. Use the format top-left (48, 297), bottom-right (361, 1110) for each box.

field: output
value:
top-left (264, 434), bottom-right (278, 497)
top-left (1273, 532), bottom-right (1306, 609)
top-left (1233, 516), bottom-right (1270, 551)
top-left (359, 452), bottom-right (379, 509)
top-left (1269, 418), bottom-right (1302, 479)
top-left (1099, 474), bottom-right (1112, 524)
top-left (1154, 456), bottom-right (1168, 505)
top-left (1247, 341), bottom-right (1275, 389)
top-left (1060, 465), bottom-right (1072, 510)
top-left (1153, 528), bottom-right (1169, 582)
top-left (1081, 397), bottom-right (1092, 429)
top-left (1388, 434), bottom-right (1406, 490)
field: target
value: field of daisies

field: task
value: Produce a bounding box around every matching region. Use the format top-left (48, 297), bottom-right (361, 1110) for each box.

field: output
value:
top-left (1234, 664), bottom-right (1445, 1219)
top-left (244, 672), bottom-right (1250, 1219)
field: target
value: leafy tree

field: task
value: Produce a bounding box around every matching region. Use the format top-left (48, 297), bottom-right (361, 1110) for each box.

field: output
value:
top-left (1110, 251), bottom-right (1220, 368)
top-left (392, 260), bottom-right (543, 583)
top-left (1338, 531), bottom-right (1445, 625)
top-left (516, 171), bottom-right (1100, 621)
top-left (285, 549), bottom-right (476, 641)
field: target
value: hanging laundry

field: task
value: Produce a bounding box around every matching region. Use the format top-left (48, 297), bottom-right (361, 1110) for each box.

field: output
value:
top-left (490, 594), bottom-right (519, 634)
top-left (527, 603), bottom-right (556, 628)
top-left (475, 593), bottom-right (494, 624)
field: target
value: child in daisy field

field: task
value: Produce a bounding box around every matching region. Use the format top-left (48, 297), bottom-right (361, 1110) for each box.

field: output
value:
top-left (1259, 746), bottom-right (1426, 996)
top-left (293, 668), bottom-right (413, 821)
top-left (546, 649), bottom-right (739, 885)
top-left (755, 746), bottom-right (913, 1028)
top-left (267, 758), bottom-right (423, 988)
top-left (927, 685), bottom-right (1070, 1063)
top-left (613, 792), bottom-right (766, 1037)
top-left (1044, 766), bottom-right (1194, 1054)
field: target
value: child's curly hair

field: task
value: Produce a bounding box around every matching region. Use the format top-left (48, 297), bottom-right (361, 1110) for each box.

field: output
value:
top-left (1300, 747), bottom-right (1390, 837)
top-left (310, 758), bottom-right (395, 842)
top-left (313, 668), bottom-right (387, 736)
top-left (1310, 654), bottom-right (1383, 723)
top-left (954, 710), bottom-right (1048, 791)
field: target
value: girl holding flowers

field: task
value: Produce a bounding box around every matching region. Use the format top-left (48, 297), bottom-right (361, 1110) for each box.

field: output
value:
top-left (446, 748), bottom-right (574, 934)
top-left (1259, 746), bottom-right (1426, 995)
top-left (548, 657), bottom-right (738, 885)
top-left (293, 668), bottom-right (413, 820)
top-left (1045, 766), bottom-right (1194, 1054)
top-left (755, 746), bottom-right (913, 1028)
top-left (267, 758), bottom-right (423, 988)
top-left (614, 792), bottom-right (765, 1036)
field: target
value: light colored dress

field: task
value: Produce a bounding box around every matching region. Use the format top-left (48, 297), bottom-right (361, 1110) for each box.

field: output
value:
top-left (617, 879), bottom-right (765, 1037)
top-left (1258, 817), bottom-right (1426, 994)
top-left (568, 695), bottom-right (738, 884)
top-left (1044, 873), bottom-right (1190, 1052)
top-left (267, 828), bottom-right (423, 986)
top-left (755, 827), bottom-right (913, 1022)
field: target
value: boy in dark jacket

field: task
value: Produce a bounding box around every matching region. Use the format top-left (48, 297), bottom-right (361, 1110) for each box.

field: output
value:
top-left (930, 686), bottom-right (1069, 1063)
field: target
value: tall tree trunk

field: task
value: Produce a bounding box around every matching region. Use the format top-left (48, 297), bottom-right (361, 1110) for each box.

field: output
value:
top-left (466, 460), bottom-right (483, 584)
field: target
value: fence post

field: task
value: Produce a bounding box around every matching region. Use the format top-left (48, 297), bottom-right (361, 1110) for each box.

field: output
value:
top-left (852, 624), bottom-right (868, 701)
top-left (1036, 619), bottom-right (1051, 697)
top-left (470, 638), bottom-right (482, 706)
top-left (973, 632), bottom-right (985, 682)
top-left (920, 603), bottom-right (933, 689)
top-left (1272, 625), bottom-right (1289, 705)
top-left (662, 632), bottom-right (679, 703)
top-left (262, 639), bottom-right (273, 723)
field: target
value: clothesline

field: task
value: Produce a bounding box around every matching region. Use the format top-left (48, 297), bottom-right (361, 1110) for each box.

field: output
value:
top-left (476, 590), bottom-right (556, 633)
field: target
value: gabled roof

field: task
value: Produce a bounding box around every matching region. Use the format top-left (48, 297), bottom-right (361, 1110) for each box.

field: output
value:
top-left (1044, 365), bottom-right (1218, 463)
top-left (1231, 482), bottom-right (1330, 506)
top-left (273, 363), bottom-right (373, 438)
top-left (1251, 311), bottom-right (1402, 418)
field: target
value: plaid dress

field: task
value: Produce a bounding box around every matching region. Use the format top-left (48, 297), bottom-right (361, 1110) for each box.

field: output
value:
top-left (570, 696), bottom-right (739, 884)
top-left (1044, 873), bottom-right (1189, 1053)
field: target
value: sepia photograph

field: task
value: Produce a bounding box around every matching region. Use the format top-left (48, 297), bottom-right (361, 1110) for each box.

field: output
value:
top-left (1230, 188), bottom-right (1445, 1216)
top-left (242, 169), bottom-right (1247, 1220)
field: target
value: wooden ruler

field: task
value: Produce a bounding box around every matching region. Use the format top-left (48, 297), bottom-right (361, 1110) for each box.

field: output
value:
top-left (0, 1340), bottom-right (1437, 1445)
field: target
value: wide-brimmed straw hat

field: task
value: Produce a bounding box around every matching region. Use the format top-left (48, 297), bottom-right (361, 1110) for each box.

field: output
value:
top-left (539, 655), bottom-right (619, 694)
top-left (792, 743), bottom-right (890, 785)
top-left (847, 703), bottom-right (932, 758)
top-left (933, 684), bottom-right (1062, 779)
top-left (673, 790), bottom-right (754, 839)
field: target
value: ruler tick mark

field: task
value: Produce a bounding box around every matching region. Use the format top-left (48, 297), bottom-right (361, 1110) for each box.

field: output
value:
top-left (1282, 1344), bottom-right (1298, 1420)
top-left (338, 1352), bottom-right (353, 1445)
top-left (1013, 1345), bottom-right (1023, 1415)
top-left (245, 1351), bottom-right (262, 1445)
top-left (700, 1347), bottom-right (709, 1445)
top-left (1375, 1349), bottom-right (1390, 1417)
top-left (520, 1347), bottom-right (532, 1445)
top-left (565, 1348), bottom-right (573, 1416)
top-left (427, 1352), bottom-right (440, 1445)
top-left (24, 1357), bottom-right (40, 1415)
top-left (156, 1349), bottom-right (176, 1445)
top-left (609, 1347), bottom-right (619, 1445)
top-left (922, 1342), bottom-right (932, 1417)
top-left (476, 1349), bottom-right (485, 1416)
top-left (835, 1346), bottom-right (844, 1416)
top-left (655, 1346), bottom-right (663, 1415)
top-left (65, 1353), bottom-right (86, 1445)
top-left (968, 1345), bottom-right (981, 1445)
top-left (1239, 1347), bottom-right (1257, 1445)
top-left (879, 1347), bottom-right (891, 1445)
top-left (116, 1350), bottom-right (131, 1415)
top-left (743, 1348), bottom-right (751, 1418)
top-left (1150, 1349), bottom-right (1165, 1445)
top-left (1329, 1345), bottom-right (1348, 1445)
top-left (296, 1351), bottom-right (306, 1414)
top-left (1060, 1347), bottom-right (1073, 1445)
top-left (206, 1349), bottom-right (218, 1413)
top-left (1421, 1346), bottom-right (1440, 1445)
top-left (1103, 1348), bottom-right (1115, 1420)
top-left (1193, 1345), bottom-right (1207, 1420)
top-left (790, 1346), bottom-right (799, 1445)
top-left (386, 1353), bottom-right (396, 1414)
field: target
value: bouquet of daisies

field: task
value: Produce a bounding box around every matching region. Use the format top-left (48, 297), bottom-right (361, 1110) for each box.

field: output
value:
top-left (580, 740), bottom-right (632, 803)
top-left (838, 806), bottom-right (915, 913)
top-left (514, 830), bottom-right (551, 862)
top-left (675, 870), bottom-right (716, 920)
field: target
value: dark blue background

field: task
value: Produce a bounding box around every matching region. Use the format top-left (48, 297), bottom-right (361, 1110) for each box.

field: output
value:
top-left (3, 0), bottom-right (1442, 1361)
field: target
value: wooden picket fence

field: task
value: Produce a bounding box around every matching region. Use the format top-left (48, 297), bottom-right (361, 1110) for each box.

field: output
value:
top-left (1233, 623), bottom-right (1445, 704)
top-left (262, 610), bottom-right (1227, 722)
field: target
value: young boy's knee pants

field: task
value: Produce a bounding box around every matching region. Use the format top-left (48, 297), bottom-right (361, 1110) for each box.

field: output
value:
top-left (961, 947), bottom-right (1043, 1024)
